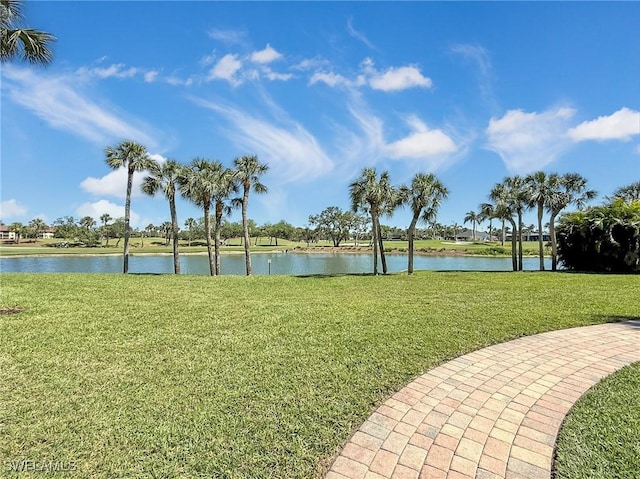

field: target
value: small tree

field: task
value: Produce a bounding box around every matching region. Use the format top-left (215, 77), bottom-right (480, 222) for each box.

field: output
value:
top-left (308, 206), bottom-right (352, 247)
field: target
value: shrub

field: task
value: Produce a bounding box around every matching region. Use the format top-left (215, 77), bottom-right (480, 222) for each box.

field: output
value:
top-left (557, 199), bottom-right (640, 273)
top-left (476, 246), bottom-right (508, 256)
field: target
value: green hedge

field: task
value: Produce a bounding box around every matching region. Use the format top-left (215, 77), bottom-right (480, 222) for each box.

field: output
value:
top-left (557, 199), bottom-right (640, 273)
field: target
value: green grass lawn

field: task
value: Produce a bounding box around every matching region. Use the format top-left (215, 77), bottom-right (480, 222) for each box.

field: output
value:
top-left (553, 361), bottom-right (640, 479)
top-left (1, 272), bottom-right (638, 478)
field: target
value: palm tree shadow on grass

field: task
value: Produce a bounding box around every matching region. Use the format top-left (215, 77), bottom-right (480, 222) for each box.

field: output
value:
top-left (590, 315), bottom-right (640, 326)
top-left (294, 273), bottom-right (376, 279)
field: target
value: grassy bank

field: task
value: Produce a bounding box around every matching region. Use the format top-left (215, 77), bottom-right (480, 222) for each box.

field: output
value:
top-left (1, 272), bottom-right (637, 478)
top-left (553, 361), bottom-right (640, 479)
top-left (0, 238), bottom-right (544, 257)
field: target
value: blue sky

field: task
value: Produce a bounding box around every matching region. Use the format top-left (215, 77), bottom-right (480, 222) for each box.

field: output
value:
top-left (1, 1), bottom-right (639, 230)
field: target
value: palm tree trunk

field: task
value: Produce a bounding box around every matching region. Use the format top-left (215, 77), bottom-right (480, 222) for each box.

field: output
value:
top-left (537, 203), bottom-right (545, 271)
top-left (473, 220), bottom-right (476, 241)
top-left (501, 219), bottom-right (505, 246)
top-left (407, 214), bottom-right (419, 275)
top-left (550, 212), bottom-right (559, 271)
top-left (204, 203), bottom-right (214, 276)
top-left (170, 195), bottom-right (180, 275)
top-left (371, 213), bottom-right (379, 275)
top-left (123, 167), bottom-right (134, 273)
top-left (214, 201), bottom-right (223, 275)
top-left (509, 219), bottom-right (518, 271)
top-left (377, 220), bottom-right (387, 274)
top-left (517, 212), bottom-right (524, 271)
top-left (242, 183), bottom-right (252, 275)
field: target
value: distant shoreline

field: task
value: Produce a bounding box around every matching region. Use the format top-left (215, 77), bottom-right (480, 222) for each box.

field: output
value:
top-left (0, 247), bottom-right (542, 259)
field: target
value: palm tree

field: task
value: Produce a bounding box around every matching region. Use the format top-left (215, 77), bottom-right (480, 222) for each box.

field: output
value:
top-left (140, 223), bottom-right (152, 248)
top-left (80, 216), bottom-right (96, 230)
top-left (27, 217), bottom-right (46, 239)
top-left (504, 175), bottom-right (529, 271)
top-left (233, 155), bottom-right (269, 276)
top-left (105, 140), bottom-right (152, 273)
top-left (463, 210), bottom-right (480, 241)
top-left (161, 222), bottom-right (172, 246)
top-left (401, 173), bottom-right (448, 275)
top-left (612, 181), bottom-right (640, 204)
top-left (349, 168), bottom-right (397, 275)
top-left (184, 218), bottom-right (196, 247)
top-left (142, 159), bottom-right (183, 274)
top-left (100, 213), bottom-right (112, 246)
top-left (179, 159), bottom-right (218, 276)
top-left (212, 166), bottom-right (237, 275)
top-left (547, 173), bottom-right (596, 271)
top-left (489, 183), bottom-right (519, 271)
top-left (478, 203), bottom-right (496, 243)
top-left (1, 0), bottom-right (56, 64)
top-left (376, 175), bottom-right (401, 274)
top-left (525, 171), bottom-right (551, 271)
top-left (8, 221), bottom-right (24, 244)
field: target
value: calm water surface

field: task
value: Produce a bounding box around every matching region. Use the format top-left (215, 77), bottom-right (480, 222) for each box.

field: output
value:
top-left (0, 253), bottom-right (553, 275)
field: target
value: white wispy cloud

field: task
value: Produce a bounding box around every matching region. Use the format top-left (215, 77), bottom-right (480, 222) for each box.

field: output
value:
top-left (207, 53), bottom-right (243, 85)
top-left (367, 65), bottom-right (432, 92)
top-left (165, 75), bottom-right (193, 87)
top-left (450, 43), bottom-right (497, 110)
top-left (309, 58), bottom-right (432, 92)
top-left (567, 107), bottom-right (640, 142)
top-left (292, 57), bottom-right (331, 71)
top-left (337, 99), bottom-right (459, 174)
top-left (263, 68), bottom-right (294, 82)
top-left (329, 100), bottom-right (386, 177)
top-left (347, 17), bottom-right (375, 50)
top-left (309, 71), bottom-right (351, 88)
top-left (192, 97), bottom-right (333, 183)
top-left (208, 28), bottom-right (247, 45)
top-left (386, 115), bottom-right (457, 159)
top-left (144, 70), bottom-right (159, 83)
top-left (0, 199), bottom-right (28, 219)
top-left (80, 169), bottom-right (142, 199)
top-left (76, 200), bottom-right (141, 226)
top-left (486, 107), bottom-right (576, 173)
top-left (200, 50), bottom-right (217, 66)
top-left (76, 63), bottom-right (139, 79)
top-left (80, 154), bottom-right (166, 199)
top-left (250, 44), bottom-right (283, 64)
top-left (2, 65), bottom-right (157, 147)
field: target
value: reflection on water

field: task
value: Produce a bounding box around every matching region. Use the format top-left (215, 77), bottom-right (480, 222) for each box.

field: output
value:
top-left (0, 253), bottom-right (554, 275)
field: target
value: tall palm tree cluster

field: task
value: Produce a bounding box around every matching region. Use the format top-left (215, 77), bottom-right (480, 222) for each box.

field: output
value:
top-left (350, 168), bottom-right (448, 275)
top-left (481, 172), bottom-right (597, 271)
top-left (105, 140), bottom-right (268, 275)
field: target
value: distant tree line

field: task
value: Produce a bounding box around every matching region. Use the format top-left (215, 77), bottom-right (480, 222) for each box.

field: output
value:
top-left (6, 152), bottom-right (637, 274)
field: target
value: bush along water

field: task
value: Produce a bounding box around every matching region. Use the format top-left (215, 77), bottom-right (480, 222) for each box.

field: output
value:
top-left (557, 199), bottom-right (640, 273)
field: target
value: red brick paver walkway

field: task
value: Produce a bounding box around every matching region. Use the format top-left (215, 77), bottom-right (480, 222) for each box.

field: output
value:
top-left (325, 320), bottom-right (640, 479)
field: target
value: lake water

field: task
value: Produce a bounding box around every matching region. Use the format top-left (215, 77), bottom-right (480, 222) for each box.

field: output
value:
top-left (0, 253), bottom-right (553, 275)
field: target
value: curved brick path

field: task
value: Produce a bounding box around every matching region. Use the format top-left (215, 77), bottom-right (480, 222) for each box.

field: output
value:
top-left (325, 320), bottom-right (640, 479)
